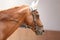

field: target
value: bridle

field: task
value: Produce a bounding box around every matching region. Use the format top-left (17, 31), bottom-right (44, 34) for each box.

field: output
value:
top-left (32, 10), bottom-right (40, 30)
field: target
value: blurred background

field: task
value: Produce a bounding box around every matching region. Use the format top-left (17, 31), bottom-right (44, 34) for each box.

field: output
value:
top-left (0, 0), bottom-right (60, 40)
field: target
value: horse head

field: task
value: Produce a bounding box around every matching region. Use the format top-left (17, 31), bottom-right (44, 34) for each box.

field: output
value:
top-left (24, 9), bottom-right (44, 35)
top-left (23, 0), bottom-right (44, 35)
top-left (31, 10), bottom-right (44, 35)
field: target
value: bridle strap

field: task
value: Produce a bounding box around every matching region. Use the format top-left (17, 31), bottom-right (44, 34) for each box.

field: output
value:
top-left (32, 12), bottom-right (37, 26)
top-left (32, 10), bottom-right (39, 30)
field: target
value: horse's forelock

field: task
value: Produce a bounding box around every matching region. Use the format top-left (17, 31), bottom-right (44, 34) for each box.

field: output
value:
top-left (30, 0), bottom-right (39, 10)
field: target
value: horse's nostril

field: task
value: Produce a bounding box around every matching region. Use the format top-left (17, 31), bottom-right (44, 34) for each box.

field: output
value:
top-left (42, 30), bottom-right (45, 32)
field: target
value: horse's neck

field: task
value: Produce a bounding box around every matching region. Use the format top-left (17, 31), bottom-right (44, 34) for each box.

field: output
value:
top-left (0, 7), bottom-right (28, 40)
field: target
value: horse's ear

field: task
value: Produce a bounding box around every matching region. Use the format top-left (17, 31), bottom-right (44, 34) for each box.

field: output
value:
top-left (30, 0), bottom-right (39, 10)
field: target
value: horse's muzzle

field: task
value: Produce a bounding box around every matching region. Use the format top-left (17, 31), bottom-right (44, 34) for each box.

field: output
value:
top-left (35, 26), bottom-right (44, 35)
top-left (35, 30), bottom-right (44, 35)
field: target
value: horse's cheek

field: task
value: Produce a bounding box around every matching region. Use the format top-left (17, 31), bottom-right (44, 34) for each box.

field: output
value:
top-left (26, 15), bottom-right (33, 25)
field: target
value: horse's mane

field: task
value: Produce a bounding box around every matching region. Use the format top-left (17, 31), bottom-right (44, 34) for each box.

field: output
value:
top-left (0, 5), bottom-right (29, 14)
top-left (0, 7), bottom-right (19, 11)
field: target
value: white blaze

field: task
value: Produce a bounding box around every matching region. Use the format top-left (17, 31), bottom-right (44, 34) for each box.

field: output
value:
top-left (30, 0), bottom-right (39, 10)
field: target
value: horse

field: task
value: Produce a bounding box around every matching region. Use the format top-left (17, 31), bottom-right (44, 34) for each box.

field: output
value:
top-left (0, 2), bottom-right (44, 40)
